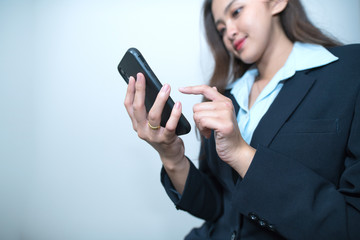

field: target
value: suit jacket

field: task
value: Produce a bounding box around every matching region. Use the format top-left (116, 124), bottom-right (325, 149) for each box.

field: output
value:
top-left (161, 44), bottom-right (360, 240)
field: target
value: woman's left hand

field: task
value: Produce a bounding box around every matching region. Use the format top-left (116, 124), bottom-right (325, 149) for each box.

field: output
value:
top-left (179, 85), bottom-right (256, 177)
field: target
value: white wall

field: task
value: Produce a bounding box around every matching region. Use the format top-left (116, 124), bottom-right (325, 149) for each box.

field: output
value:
top-left (0, 0), bottom-right (359, 240)
top-left (302, 0), bottom-right (360, 43)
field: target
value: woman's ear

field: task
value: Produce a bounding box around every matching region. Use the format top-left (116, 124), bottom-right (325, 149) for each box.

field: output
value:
top-left (271, 0), bottom-right (288, 15)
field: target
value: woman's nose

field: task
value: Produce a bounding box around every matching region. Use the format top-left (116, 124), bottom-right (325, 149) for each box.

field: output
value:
top-left (225, 21), bottom-right (238, 40)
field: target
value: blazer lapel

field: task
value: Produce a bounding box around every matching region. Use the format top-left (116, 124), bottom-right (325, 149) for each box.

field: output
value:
top-left (250, 70), bottom-right (316, 148)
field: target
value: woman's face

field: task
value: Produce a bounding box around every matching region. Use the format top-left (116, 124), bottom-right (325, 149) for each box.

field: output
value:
top-left (211, 0), bottom-right (276, 64)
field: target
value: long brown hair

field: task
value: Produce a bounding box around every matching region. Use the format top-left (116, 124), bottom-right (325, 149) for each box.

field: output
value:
top-left (202, 0), bottom-right (342, 93)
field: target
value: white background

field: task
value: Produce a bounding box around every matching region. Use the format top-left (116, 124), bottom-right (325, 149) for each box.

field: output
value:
top-left (0, 0), bottom-right (359, 239)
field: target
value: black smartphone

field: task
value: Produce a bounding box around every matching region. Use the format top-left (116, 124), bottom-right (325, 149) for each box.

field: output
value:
top-left (118, 47), bottom-right (191, 135)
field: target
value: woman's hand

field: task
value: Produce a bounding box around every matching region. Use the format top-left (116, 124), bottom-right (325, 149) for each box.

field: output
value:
top-left (124, 73), bottom-right (189, 193)
top-left (124, 73), bottom-right (184, 163)
top-left (179, 85), bottom-right (255, 178)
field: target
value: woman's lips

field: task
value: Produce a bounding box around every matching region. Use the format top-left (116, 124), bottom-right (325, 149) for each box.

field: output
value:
top-left (234, 38), bottom-right (246, 51)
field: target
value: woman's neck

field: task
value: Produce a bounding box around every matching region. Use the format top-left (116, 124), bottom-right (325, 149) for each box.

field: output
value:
top-left (256, 20), bottom-right (294, 81)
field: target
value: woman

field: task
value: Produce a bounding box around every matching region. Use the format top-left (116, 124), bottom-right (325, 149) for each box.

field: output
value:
top-left (124, 0), bottom-right (360, 239)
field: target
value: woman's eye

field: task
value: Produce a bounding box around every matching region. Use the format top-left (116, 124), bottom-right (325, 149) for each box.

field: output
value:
top-left (218, 28), bottom-right (226, 37)
top-left (232, 7), bottom-right (243, 17)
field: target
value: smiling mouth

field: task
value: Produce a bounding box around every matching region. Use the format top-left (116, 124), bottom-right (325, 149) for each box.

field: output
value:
top-left (234, 38), bottom-right (246, 51)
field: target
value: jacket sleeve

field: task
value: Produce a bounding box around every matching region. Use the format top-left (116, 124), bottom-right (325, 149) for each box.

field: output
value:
top-left (232, 88), bottom-right (360, 240)
top-left (161, 139), bottom-right (223, 221)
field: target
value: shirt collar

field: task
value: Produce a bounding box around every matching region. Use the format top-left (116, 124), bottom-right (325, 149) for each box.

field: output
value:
top-left (229, 42), bottom-right (339, 110)
top-left (228, 42), bottom-right (339, 89)
top-left (278, 41), bottom-right (339, 80)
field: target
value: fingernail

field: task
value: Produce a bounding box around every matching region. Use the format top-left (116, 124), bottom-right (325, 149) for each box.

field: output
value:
top-left (175, 102), bottom-right (181, 109)
top-left (162, 84), bottom-right (170, 93)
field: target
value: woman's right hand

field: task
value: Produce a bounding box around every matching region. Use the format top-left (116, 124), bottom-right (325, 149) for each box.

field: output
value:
top-left (123, 73), bottom-right (186, 169)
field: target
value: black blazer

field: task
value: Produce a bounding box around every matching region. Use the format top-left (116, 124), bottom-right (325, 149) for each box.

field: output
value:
top-left (161, 44), bottom-right (360, 240)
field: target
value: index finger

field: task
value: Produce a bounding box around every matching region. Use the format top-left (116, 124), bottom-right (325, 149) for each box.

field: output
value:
top-left (179, 85), bottom-right (221, 101)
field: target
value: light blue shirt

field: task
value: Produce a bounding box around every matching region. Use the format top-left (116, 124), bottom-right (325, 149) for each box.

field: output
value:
top-left (229, 42), bottom-right (339, 144)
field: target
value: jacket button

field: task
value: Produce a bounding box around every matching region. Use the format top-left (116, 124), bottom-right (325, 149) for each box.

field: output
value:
top-left (267, 224), bottom-right (276, 232)
top-left (230, 231), bottom-right (237, 240)
top-left (258, 219), bottom-right (267, 227)
top-left (248, 212), bottom-right (258, 221)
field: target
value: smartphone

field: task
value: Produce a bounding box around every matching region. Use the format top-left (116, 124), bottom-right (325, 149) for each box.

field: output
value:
top-left (118, 47), bottom-right (191, 135)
